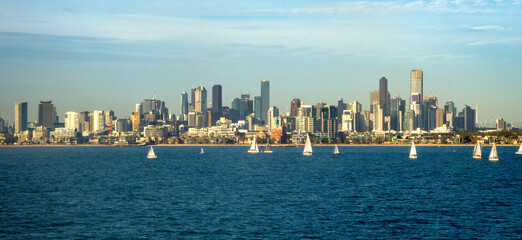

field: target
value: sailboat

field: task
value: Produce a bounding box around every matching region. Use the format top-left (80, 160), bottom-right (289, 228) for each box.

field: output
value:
top-left (303, 134), bottom-right (313, 156)
top-left (516, 143), bottom-right (522, 155)
top-left (265, 143), bottom-right (273, 153)
top-left (409, 142), bottom-right (417, 159)
top-left (333, 145), bottom-right (340, 155)
top-left (200, 148), bottom-right (204, 154)
top-left (489, 143), bottom-right (499, 161)
top-left (147, 146), bottom-right (157, 159)
top-left (472, 142), bottom-right (482, 159)
top-left (248, 136), bottom-right (259, 153)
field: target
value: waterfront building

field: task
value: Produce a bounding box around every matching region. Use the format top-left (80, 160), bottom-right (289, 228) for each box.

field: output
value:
top-left (64, 112), bottom-right (79, 131)
top-left (15, 102), bottom-right (28, 134)
top-left (105, 110), bottom-right (115, 125)
top-left (79, 111), bottom-right (90, 132)
top-left (131, 112), bottom-right (140, 131)
top-left (267, 106), bottom-right (279, 131)
top-left (38, 101), bottom-right (56, 129)
top-left (261, 80), bottom-right (270, 124)
top-left (92, 110), bottom-right (105, 132)
top-left (463, 105), bottom-right (476, 131)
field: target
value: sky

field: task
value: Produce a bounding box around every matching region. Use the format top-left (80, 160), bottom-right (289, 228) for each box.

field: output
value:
top-left (1, 0), bottom-right (521, 127)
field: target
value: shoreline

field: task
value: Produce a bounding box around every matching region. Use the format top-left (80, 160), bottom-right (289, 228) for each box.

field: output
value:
top-left (1, 143), bottom-right (518, 147)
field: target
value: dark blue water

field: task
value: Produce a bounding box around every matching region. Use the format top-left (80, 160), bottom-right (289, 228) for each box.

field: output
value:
top-left (1, 146), bottom-right (521, 239)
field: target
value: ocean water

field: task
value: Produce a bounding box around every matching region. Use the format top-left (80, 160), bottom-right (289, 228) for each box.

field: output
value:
top-left (0, 146), bottom-right (521, 239)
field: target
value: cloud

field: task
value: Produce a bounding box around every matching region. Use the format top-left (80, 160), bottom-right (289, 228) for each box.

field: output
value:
top-left (243, 0), bottom-right (501, 15)
top-left (468, 38), bottom-right (521, 46)
top-left (471, 25), bottom-right (504, 30)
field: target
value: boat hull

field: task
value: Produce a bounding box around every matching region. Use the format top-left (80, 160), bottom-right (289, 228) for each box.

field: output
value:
top-left (489, 157), bottom-right (499, 161)
top-left (303, 152), bottom-right (312, 156)
top-left (409, 155), bottom-right (417, 159)
top-left (248, 150), bottom-right (259, 154)
top-left (147, 156), bottom-right (157, 159)
top-left (473, 156), bottom-right (482, 159)
top-left (516, 152), bottom-right (522, 155)
top-left (264, 151), bottom-right (273, 153)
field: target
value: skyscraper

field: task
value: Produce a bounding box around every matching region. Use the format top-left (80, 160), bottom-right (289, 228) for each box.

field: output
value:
top-left (194, 85), bottom-right (207, 113)
top-left (390, 97), bottom-right (405, 131)
top-left (254, 96), bottom-right (262, 119)
top-left (379, 77), bottom-right (389, 116)
top-left (38, 101), bottom-right (55, 129)
top-left (180, 91), bottom-right (188, 120)
top-left (14, 102), bottom-right (28, 134)
top-left (410, 70), bottom-right (423, 108)
top-left (290, 98), bottom-right (301, 117)
top-left (370, 90), bottom-right (379, 113)
top-left (212, 85), bottom-right (222, 118)
top-left (261, 80), bottom-right (270, 124)
top-left (463, 105), bottom-right (475, 131)
top-left (337, 98), bottom-right (345, 120)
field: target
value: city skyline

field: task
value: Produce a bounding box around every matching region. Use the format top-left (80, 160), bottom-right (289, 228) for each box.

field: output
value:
top-left (1, 1), bottom-right (521, 125)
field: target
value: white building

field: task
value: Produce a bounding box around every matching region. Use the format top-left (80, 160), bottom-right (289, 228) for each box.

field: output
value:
top-left (64, 112), bottom-right (79, 130)
top-left (93, 110), bottom-right (105, 132)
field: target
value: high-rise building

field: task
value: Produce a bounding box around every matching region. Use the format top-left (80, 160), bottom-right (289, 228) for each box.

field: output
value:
top-left (180, 91), bottom-right (188, 118)
top-left (140, 98), bottom-right (168, 121)
top-left (79, 111), bottom-right (90, 132)
top-left (290, 98), bottom-right (301, 117)
top-left (38, 101), bottom-right (55, 129)
top-left (435, 108), bottom-right (444, 128)
top-left (444, 101), bottom-right (456, 115)
top-left (261, 80), bottom-right (270, 124)
top-left (64, 112), bottom-right (79, 130)
top-left (254, 96), bottom-right (262, 119)
top-left (105, 110), bottom-right (115, 125)
top-left (370, 90), bottom-right (379, 113)
top-left (190, 87), bottom-right (196, 112)
top-left (14, 102), bottom-right (28, 134)
top-left (496, 118), bottom-right (507, 131)
top-left (267, 106), bottom-right (279, 131)
top-left (211, 85), bottom-right (222, 118)
top-left (0, 117), bottom-right (5, 133)
top-left (92, 110), bottom-right (105, 132)
top-left (379, 77), bottom-right (389, 116)
top-left (390, 97), bottom-right (405, 131)
top-left (410, 70), bottom-right (423, 108)
top-left (463, 105), bottom-right (475, 131)
top-left (194, 85), bottom-right (207, 114)
top-left (337, 98), bottom-right (345, 120)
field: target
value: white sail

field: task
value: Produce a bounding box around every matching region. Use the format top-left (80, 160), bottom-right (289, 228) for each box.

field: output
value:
top-left (147, 146), bottom-right (157, 159)
top-left (333, 145), bottom-right (340, 155)
top-left (303, 134), bottom-right (313, 156)
top-left (248, 136), bottom-right (259, 153)
top-left (516, 143), bottom-right (522, 155)
top-left (473, 142), bottom-right (482, 159)
top-left (489, 143), bottom-right (499, 161)
top-left (409, 142), bottom-right (417, 159)
top-left (200, 148), bottom-right (204, 154)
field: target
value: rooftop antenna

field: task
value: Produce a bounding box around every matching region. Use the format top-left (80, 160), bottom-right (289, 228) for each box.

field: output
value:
top-left (154, 91), bottom-right (157, 100)
top-left (397, 88), bottom-right (400, 99)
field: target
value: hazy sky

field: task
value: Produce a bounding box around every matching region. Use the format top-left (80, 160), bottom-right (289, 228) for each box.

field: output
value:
top-left (1, 0), bottom-right (521, 126)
